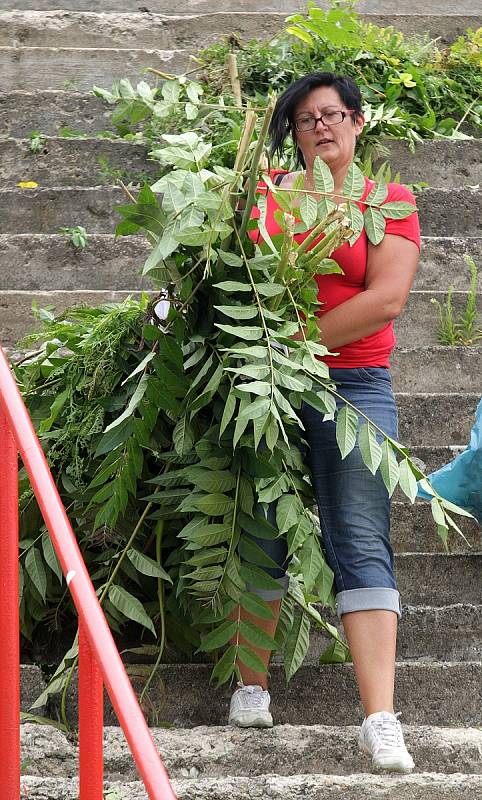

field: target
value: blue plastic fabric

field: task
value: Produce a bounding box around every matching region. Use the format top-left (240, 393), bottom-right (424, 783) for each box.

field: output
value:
top-left (417, 398), bottom-right (482, 523)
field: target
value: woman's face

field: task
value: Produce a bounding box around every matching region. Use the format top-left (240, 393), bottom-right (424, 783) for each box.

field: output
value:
top-left (293, 85), bottom-right (364, 174)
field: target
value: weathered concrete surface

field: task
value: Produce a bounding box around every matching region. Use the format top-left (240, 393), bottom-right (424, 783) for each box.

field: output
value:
top-left (59, 661), bottom-right (482, 727)
top-left (301, 605), bottom-right (482, 664)
top-left (0, 137), bottom-right (156, 188)
top-left (17, 772), bottom-right (482, 800)
top-left (2, 11), bottom-right (482, 51)
top-left (2, 137), bottom-right (482, 189)
top-left (394, 554), bottom-right (481, 606)
top-left (2, 8), bottom-right (481, 52)
top-left (1, 287), bottom-right (478, 348)
top-left (19, 722), bottom-right (482, 779)
top-left (375, 141), bottom-right (482, 188)
top-left (396, 393), bottom-right (478, 446)
top-left (20, 665), bottom-right (46, 713)
top-left (391, 346), bottom-right (482, 393)
top-left (2, 186), bottom-right (480, 234)
top-left (415, 237), bottom-right (482, 292)
top-left (0, 234), bottom-right (480, 292)
top-left (0, 235), bottom-right (150, 291)
top-left (390, 501), bottom-right (481, 554)
top-left (0, 91), bottom-right (115, 139)
top-left (0, 46), bottom-right (191, 92)
top-left (2, 1), bottom-right (480, 13)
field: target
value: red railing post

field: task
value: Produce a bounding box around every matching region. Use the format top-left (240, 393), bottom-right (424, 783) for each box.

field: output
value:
top-left (79, 617), bottom-right (104, 799)
top-left (0, 408), bottom-right (20, 800)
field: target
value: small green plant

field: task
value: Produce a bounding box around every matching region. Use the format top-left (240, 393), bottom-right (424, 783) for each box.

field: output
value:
top-left (28, 131), bottom-right (46, 153)
top-left (432, 255), bottom-right (482, 345)
top-left (59, 225), bottom-right (89, 249)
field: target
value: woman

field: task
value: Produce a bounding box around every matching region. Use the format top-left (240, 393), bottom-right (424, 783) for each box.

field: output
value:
top-left (228, 72), bottom-right (421, 774)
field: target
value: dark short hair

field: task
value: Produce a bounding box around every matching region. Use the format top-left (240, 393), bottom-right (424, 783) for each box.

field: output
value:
top-left (269, 72), bottom-right (363, 168)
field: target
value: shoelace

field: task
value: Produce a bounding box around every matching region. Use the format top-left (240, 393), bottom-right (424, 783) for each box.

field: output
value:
top-left (371, 713), bottom-right (404, 748)
top-left (235, 683), bottom-right (268, 707)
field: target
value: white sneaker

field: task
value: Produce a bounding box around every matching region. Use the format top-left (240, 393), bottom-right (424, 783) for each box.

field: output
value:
top-left (228, 682), bottom-right (273, 728)
top-left (359, 711), bottom-right (415, 773)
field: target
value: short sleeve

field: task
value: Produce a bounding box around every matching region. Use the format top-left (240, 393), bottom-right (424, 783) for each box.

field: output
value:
top-left (382, 183), bottom-right (421, 251)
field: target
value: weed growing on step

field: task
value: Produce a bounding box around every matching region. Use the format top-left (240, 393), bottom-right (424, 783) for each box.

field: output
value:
top-left (59, 225), bottom-right (89, 249)
top-left (27, 131), bottom-right (46, 154)
top-left (431, 255), bottom-right (482, 345)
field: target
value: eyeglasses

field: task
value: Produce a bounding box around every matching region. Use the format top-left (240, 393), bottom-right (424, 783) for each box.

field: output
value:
top-left (294, 110), bottom-right (355, 132)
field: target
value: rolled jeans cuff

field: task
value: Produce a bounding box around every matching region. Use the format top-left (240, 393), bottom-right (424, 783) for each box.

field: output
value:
top-left (336, 587), bottom-right (401, 618)
top-left (245, 574), bottom-right (289, 602)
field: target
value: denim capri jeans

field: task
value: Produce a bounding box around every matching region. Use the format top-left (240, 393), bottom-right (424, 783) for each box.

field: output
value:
top-left (244, 367), bottom-right (401, 618)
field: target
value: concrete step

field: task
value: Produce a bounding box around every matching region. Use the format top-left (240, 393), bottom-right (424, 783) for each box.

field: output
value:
top-left (1, 137), bottom-right (157, 189)
top-left (391, 346), bottom-right (482, 393)
top-left (0, 46), bottom-right (190, 92)
top-left (59, 661), bottom-right (482, 727)
top-left (16, 772), bottom-right (482, 800)
top-left (396, 393), bottom-right (478, 446)
top-left (1, 286), bottom-right (480, 348)
top-left (2, 137), bottom-right (482, 189)
top-left (0, 234), bottom-right (480, 292)
top-left (391, 502), bottom-right (481, 554)
top-left (3, 0), bottom-right (479, 15)
top-left (1, 186), bottom-right (480, 234)
top-left (302, 605), bottom-right (482, 664)
top-left (18, 660), bottom-right (482, 728)
top-left (2, 10), bottom-right (482, 51)
top-left (394, 554), bottom-right (481, 606)
top-left (19, 721), bottom-right (482, 778)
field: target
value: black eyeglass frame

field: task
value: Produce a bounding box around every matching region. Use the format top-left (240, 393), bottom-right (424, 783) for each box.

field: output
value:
top-left (294, 109), bottom-right (356, 132)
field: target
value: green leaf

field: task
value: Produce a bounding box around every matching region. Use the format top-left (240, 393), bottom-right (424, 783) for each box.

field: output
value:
top-left (25, 547), bottom-right (47, 603)
top-left (213, 281), bottom-right (251, 292)
top-left (189, 493), bottom-right (234, 516)
top-left (319, 638), bottom-right (350, 664)
top-left (238, 510), bottom-right (279, 540)
top-left (343, 163), bottom-right (365, 200)
top-left (240, 564), bottom-right (285, 592)
top-left (218, 251), bottom-right (243, 267)
top-left (380, 441), bottom-right (400, 497)
top-left (108, 585), bottom-right (155, 636)
top-left (313, 155), bottom-right (334, 194)
top-left (398, 459), bottom-right (418, 503)
top-left (104, 375), bottom-right (149, 433)
top-left (215, 324), bottom-right (264, 341)
top-left (380, 201), bottom-right (416, 219)
top-left (239, 591), bottom-right (274, 620)
top-left (41, 531), bottom-right (62, 583)
top-left (173, 416), bottom-right (195, 456)
top-left (239, 619), bottom-right (278, 651)
top-left (236, 644), bottom-right (268, 673)
top-left (255, 283), bottom-right (285, 297)
top-left (237, 395), bottom-right (271, 423)
top-left (233, 393), bottom-right (251, 449)
top-left (238, 537), bottom-right (282, 570)
top-left (286, 513), bottom-right (312, 556)
top-left (365, 182), bottom-right (388, 206)
top-left (214, 305), bottom-right (259, 320)
top-left (186, 547), bottom-right (228, 567)
top-left (277, 494), bottom-right (303, 534)
top-left (299, 534), bottom-right (324, 593)
top-left (183, 467), bottom-right (236, 493)
top-left (284, 612), bottom-right (310, 681)
top-left (220, 390), bottom-right (237, 435)
top-left (210, 644), bottom-right (237, 685)
top-left (198, 620), bottom-right (237, 652)
top-left (299, 193), bottom-right (318, 228)
top-left (183, 523), bottom-right (232, 547)
top-left (127, 548), bottom-right (172, 582)
top-left (358, 422), bottom-right (382, 475)
top-left (364, 207), bottom-right (386, 245)
top-left (236, 381), bottom-right (271, 397)
top-left (38, 387), bottom-right (69, 434)
top-left (335, 405), bottom-right (358, 459)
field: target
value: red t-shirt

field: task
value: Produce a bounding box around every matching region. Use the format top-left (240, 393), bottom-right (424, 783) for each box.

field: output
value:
top-left (249, 170), bottom-right (421, 367)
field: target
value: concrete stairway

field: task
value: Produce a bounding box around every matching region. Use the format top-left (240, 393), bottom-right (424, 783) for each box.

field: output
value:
top-left (2, 1), bottom-right (481, 798)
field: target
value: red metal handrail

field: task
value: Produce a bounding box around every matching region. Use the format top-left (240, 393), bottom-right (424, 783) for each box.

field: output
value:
top-left (0, 345), bottom-right (177, 800)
